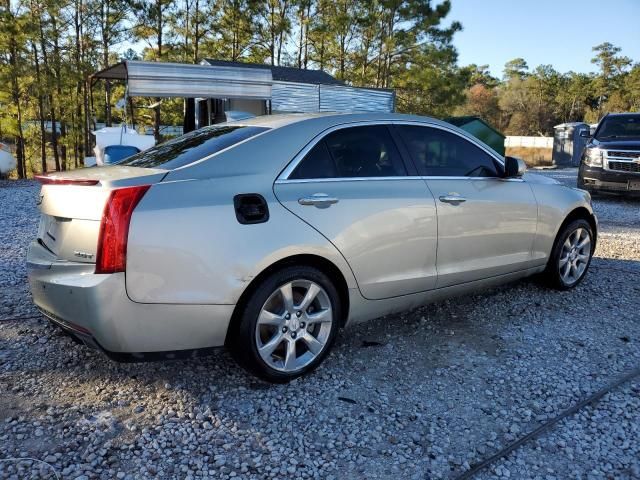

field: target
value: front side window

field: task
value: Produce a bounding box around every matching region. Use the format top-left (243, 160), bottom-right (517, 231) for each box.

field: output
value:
top-left (289, 125), bottom-right (406, 179)
top-left (396, 125), bottom-right (500, 177)
top-left (116, 125), bottom-right (269, 170)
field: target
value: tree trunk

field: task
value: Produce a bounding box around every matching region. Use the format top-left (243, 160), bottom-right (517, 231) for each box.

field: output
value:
top-left (339, 35), bottom-right (346, 80)
top-left (32, 41), bottom-right (47, 173)
top-left (297, 5), bottom-right (304, 68)
top-left (51, 13), bottom-right (67, 170)
top-left (153, 4), bottom-right (163, 142)
top-left (38, 14), bottom-right (60, 171)
top-left (193, 0), bottom-right (200, 63)
top-left (105, 82), bottom-right (113, 127)
top-left (184, 0), bottom-right (190, 61)
top-left (101, 0), bottom-right (113, 126)
top-left (276, 0), bottom-right (287, 66)
top-left (75, 0), bottom-right (86, 165)
top-left (129, 97), bottom-right (136, 128)
top-left (15, 96), bottom-right (26, 178)
top-left (8, 31), bottom-right (26, 178)
top-left (270, 3), bottom-right (275, 65)
top-left (303, 3), bottom-right (310, 69)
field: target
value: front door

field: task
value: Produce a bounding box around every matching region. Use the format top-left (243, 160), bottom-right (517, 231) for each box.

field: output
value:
top-left (395, 123), bottom-right (538, 288)
top-left (274, 124), bottom-right (438, 300)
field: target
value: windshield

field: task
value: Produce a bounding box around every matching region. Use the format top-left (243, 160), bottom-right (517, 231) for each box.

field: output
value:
top-left (115, 125), bottom-right (269, 169)
top-left (595, 115), bottom-right (640, 140)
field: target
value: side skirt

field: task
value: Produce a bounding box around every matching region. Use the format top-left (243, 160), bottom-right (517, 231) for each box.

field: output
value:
top-left (344, 266), bottom-right (545, 327)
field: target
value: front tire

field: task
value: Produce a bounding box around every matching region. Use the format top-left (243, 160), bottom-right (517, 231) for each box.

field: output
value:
top-left (230, 265), bottom-right (341, 383)
top-left (542, 219), bottom-right (594, 290)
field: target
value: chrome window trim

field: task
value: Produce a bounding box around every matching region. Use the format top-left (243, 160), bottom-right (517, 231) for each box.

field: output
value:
top-left (275, 176), bottom-right (423, 184)
top-left (274, 176), bottom-right (523, 185)
top-left (276, 119), bottom-right (506, 182)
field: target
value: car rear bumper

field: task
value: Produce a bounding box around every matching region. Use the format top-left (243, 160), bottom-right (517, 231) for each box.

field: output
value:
top-left (27, 240), bottom-right (234, 355)
top-left (578, 165), bottom-right (640, 195)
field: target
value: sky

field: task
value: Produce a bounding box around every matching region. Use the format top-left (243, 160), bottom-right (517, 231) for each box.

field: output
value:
top-left (446, 0), bottom-right (640, 78)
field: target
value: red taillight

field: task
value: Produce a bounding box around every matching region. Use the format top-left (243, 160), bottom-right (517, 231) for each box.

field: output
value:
top-left (95, 185), bottom-right (150, 274)
top-left (35, 174), bottom-right (99, 186)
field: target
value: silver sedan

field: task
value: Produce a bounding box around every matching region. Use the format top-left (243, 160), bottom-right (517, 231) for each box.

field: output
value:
top-left (27, 113), bottom-right (597, 382)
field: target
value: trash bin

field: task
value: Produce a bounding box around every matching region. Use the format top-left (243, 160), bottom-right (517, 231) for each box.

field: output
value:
top-left (552, 122), bottom-right (589, 167)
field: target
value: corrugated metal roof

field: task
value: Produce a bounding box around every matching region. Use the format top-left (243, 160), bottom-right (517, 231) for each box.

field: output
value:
top-left (202, 59), bottom-right (344, 86)
top-left (92, 61), bottom-right (272, 99)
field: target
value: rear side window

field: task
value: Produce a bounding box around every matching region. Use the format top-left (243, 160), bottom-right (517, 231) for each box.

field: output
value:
top-left (289, 125), bottom-right (406, 179)
top-left (289, 141), bottom-right (337, 179)
top-left (397, 125), bottom-right (500, 177)
top-left (116, 125), bottom-right (269, 169)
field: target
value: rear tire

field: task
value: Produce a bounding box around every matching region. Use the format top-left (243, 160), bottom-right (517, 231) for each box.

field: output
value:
top-left (229, 265), bottom-right (341, 383)
top-left (541, 219), bottom-right (594, 290)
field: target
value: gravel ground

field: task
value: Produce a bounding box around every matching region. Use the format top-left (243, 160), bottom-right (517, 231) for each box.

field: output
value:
top-left (1, 171), bottom-right (639, 479)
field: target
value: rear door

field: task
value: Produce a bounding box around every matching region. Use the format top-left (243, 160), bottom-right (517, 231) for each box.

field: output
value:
top-left (395, 123), bottom-right (538, 288)
top-left (274, 123), bottom-right (438, 300)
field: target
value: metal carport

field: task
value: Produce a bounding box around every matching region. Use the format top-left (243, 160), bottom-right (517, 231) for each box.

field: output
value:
top-left (91, 60), bottom-right (395, 135)
top-left (92, 60), bottom-right (272, 99)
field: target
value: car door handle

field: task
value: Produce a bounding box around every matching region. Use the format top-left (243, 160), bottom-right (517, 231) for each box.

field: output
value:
top-left (439, 195), bottom-right (467, 204)
top-left (298, 193), bottom-right (340, 207)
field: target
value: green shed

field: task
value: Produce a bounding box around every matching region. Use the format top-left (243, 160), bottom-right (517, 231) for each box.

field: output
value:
top-left (444, 116), bottom-right (505, 156)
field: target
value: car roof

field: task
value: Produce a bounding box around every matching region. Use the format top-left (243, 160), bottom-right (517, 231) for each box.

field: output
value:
top-left (229, 112), bottom-right (453, 130)
top-left (603, 112), bottom-right (640, 118)
top-left (166, 112), bottom-right (503, 183)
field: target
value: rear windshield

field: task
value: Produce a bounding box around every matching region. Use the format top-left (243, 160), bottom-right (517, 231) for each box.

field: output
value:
top-left (115, 125), bottom-right (269, 169)
top-left (595, 115), bottom-right (640, 140)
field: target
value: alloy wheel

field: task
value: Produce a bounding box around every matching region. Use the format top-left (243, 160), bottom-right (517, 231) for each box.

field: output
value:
top-left (255, 279), bottom-right (333, 373)
top-left (558, 227), bottom-right (591, 285)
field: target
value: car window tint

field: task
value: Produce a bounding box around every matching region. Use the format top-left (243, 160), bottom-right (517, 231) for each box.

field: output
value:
top-left (289, 141), bottom-right (337, 179)
top-left (397, 125), bottom-right (499, 177)
top-left (116, 125), bottom-right (269, 170)
top-left (325, 126), bottom-right (406, 178)
top-left (291, 125), bottom-right (406, 179)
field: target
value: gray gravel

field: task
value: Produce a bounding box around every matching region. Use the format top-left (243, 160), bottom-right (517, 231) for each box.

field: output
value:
top-left (1, 171), bottom-right (639, 479)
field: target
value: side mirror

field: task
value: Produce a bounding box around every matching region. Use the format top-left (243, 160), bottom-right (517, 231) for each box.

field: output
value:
top-left (504, 156), bottom-right (527, 178)
top-left (579, 130), bottom-right (590, 138)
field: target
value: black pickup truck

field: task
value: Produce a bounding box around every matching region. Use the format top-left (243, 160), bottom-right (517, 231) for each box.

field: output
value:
top-left (578, 113), bottom-right (640, 196)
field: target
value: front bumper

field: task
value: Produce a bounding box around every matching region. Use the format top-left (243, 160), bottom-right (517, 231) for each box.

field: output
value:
top-left (578, 165), bottom-right (640, 196)
top-left (27, 240), bottom-right (234, 356)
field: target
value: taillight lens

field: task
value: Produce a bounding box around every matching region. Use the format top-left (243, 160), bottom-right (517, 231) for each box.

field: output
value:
top-left (95, 185), bottom-right (150, 274)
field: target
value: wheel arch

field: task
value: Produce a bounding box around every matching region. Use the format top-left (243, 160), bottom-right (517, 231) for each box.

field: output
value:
top-left (225, 254), bottom-right (351, 346)
top-left (556, 206), bottom-right (598, 250)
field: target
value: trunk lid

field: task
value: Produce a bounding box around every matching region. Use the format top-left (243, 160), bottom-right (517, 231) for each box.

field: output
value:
top-left (36, 166), bottom-right (166, 263)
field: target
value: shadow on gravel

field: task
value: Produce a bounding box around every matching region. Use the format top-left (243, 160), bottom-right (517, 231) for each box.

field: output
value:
top-left (5, 256), bottom-right (637, 397)
top-left (590, 256), bottom-right (640, 275)
top-left (2, 254), bottom-right (639, 478)
top-left (593, 193), bottom-right (640, 204)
